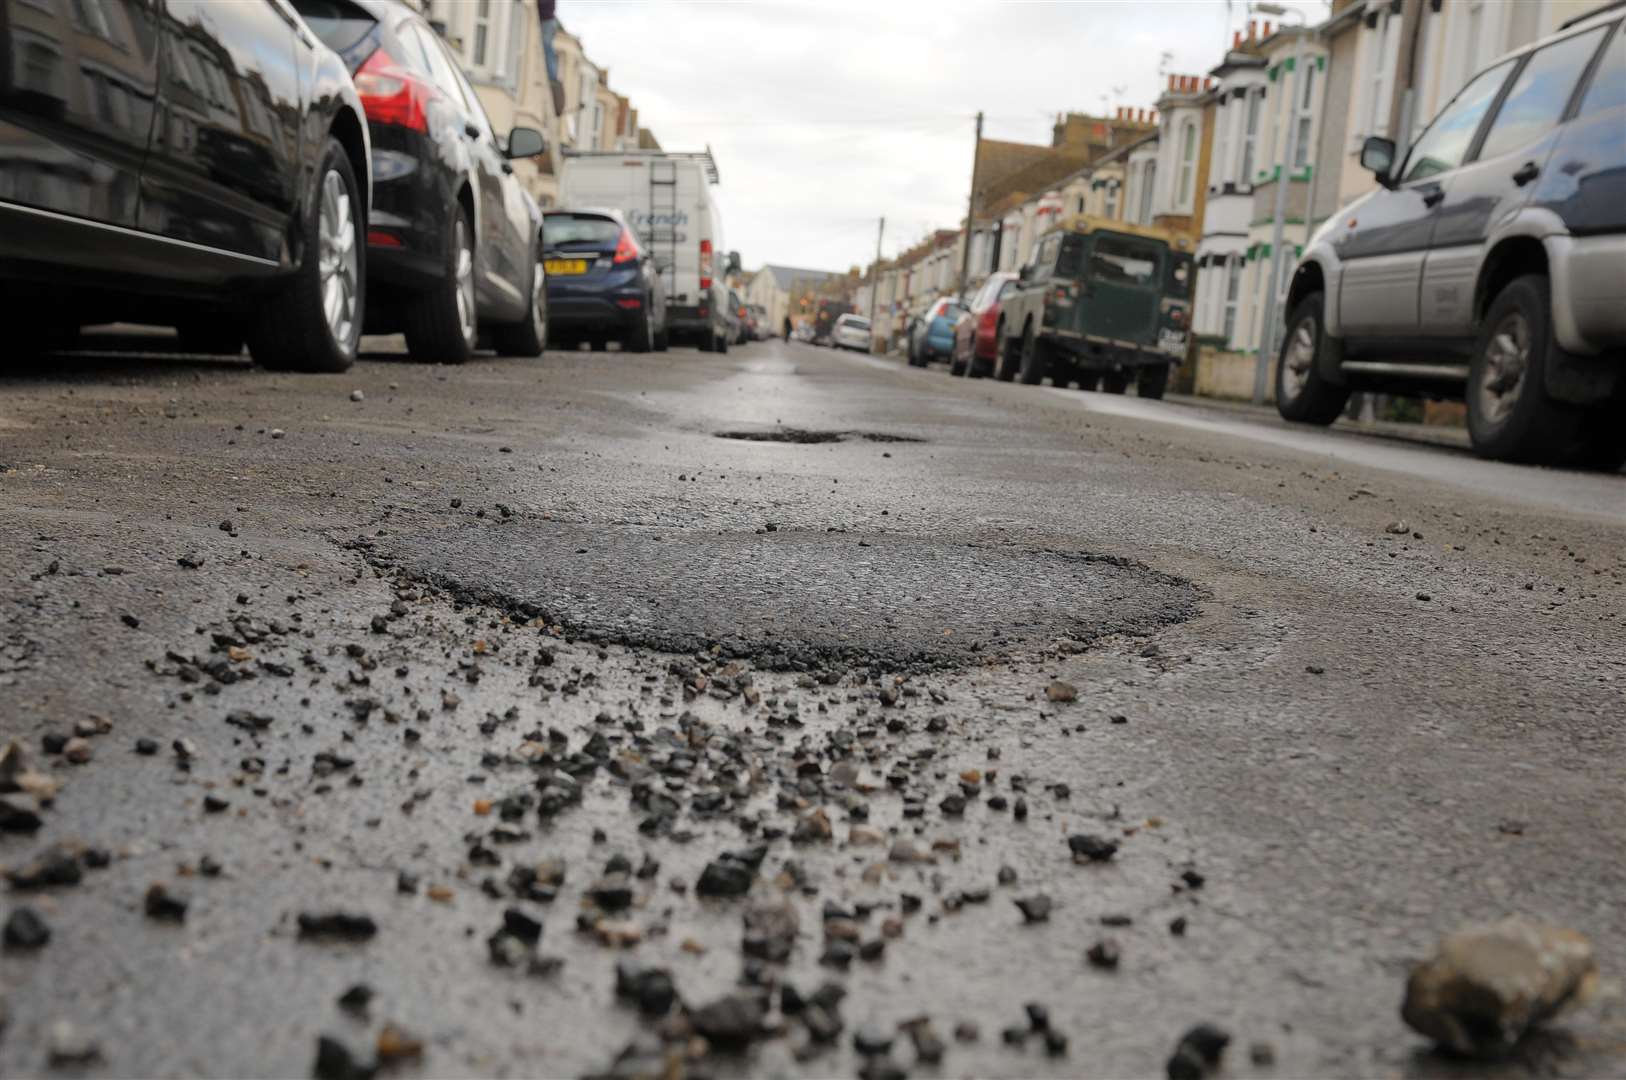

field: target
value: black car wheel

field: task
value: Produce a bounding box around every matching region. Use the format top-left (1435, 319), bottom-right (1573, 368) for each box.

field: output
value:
top-left (1018, 324), bottom-right (1047, 385)
top-left (995, 324), bottom-right (1018, 382)
top-left (622, 304), bottom-right (653, 353)
top-left (1102, 372), bottom-right (1129, 394)
top-left (1275, 291), bottom-right (1349, 425)
top-left (1466, 275), bottom-right (1579, 463)
top-left (248, 138), bottom-right (361, 373)
top-left (653, 325), bottom-right (669, 352)
top-left (404, 206), bottom-right (476, 365)
top-left (1077, 372), bottom-right (1101, 392)
top-left (490, 246), bottom-right (545, 358)
top-left (1136, 364), bottom-right (1170, 400)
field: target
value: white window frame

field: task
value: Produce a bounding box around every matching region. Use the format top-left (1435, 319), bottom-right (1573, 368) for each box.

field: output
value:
top-left (1211, 98), bottom-right (1230, 191)
top-left (1177, 118), bottom-right (1198, 209)
top-left (472, 0), bottom-right (491, 68)
top-left (1240, 87), bottom-right (1262, 185)
top-left (1223, 255), bottom-right (1242, 344)
top-left (1367, 7), bottom-right (1402, 140)
top-left (1138, 160), bottom-right (1157, 223)
top-left (1294, 60), bottom-right (1318, 170)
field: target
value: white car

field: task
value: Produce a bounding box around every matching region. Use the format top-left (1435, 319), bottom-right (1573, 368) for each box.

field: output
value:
top-left (832, 314), bottom-right (871, 352)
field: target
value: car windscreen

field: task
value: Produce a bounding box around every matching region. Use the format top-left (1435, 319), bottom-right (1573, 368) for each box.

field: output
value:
top-left (843, 318), bottom-right (871, 331)
top-left (291, 0), bottom-right (377, 54)
top-left (1089, 234), bottom-right (1162, 287)
top-left (544, 215), bottom-right (621, 247)
top-left (1056, 235), bottom-right (1088, 278)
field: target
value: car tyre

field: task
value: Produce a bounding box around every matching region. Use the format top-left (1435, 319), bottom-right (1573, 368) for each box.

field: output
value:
top-left (1018, 324), bottom-right (1047, 385)
top-left (622, 305), bottom-right (652, 353)
top-left (995, 326), bottom-right (1019, 382)
top-left (404, 205), bottom-right (476, 365)
top-left (1077, 372), bottom-right (1101, 392)
top-left (653, 326), bottom-right (669, 352)
top-left (1575, 409), bottom-right (1626, 471)
top-left (490, 245), bottom-right (546, 358)
top-left (1136, 364), bottom-right (1170, 400)
top-left (1102, 372), bottom-right (1129, 394)
top-left (248, 138), bottom-right (362, 373)
top-left (717, 331), bottom-right (729, 354)
top-left (949, 352), bottom-right (966, 377)
top-left (1466, 275), bottom-right (1580, 463)
top-left (1275, 291), bottom-right (1350, 424)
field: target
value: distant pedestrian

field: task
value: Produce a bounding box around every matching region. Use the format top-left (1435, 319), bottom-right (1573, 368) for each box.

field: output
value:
top-left (783, 316), bottom-right (792, 341)
top-left (537, 1), bottom-right (564, 116)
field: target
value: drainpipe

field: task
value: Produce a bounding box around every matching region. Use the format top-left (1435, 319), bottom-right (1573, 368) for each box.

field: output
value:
top-left (1252, 11), bottom-right (1307, 405)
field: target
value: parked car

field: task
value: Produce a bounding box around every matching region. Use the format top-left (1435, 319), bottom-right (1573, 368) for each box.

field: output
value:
top-left (832, 314), bottom-right (872, 351)
top-left (951, 272), bottom-right (1020, 378)
top-left (542, 208), bottom-right (667, 352)
top-left (559, 150), bottom-right (735, 352)
top-left (908, 298), bottom-right (965, 367)
top-left (812, 300), bottom-right (853, 346)
top-left (748, 304), bottom-right (772, 340)
top-left (295, 0), bottom-right (547, 364)
top-left (1277, 6), bottom-right (1625, 466)
top-left (1, 0), bottom-right (370, 371)
top-left (996, 216), bottom-right (1192, 396)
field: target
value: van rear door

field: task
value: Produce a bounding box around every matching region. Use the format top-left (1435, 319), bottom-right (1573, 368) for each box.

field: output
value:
top-left (1077, 231), bottom-right (1164, 343)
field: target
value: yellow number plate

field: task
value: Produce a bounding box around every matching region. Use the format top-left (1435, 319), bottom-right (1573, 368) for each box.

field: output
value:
top-left (544, 259), bottom-right (588, 275)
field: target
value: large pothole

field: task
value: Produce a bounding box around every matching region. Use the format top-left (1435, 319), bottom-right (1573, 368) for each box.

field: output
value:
top-left (714, 429), bottom-right (926, 444)
top-left (369, 523), bottom-right (1200, 671)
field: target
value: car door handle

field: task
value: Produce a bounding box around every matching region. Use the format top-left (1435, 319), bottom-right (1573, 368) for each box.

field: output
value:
top-left (464, 122), bottom-right (481, 140)
top-left (1512, 161), bottom-right (1540, 186)
top-left (1421, 187), bottom-right (1445, 207)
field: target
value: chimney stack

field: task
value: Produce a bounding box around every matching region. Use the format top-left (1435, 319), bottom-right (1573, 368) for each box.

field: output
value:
top-left (1249, 19), bottom-right (1257, 39)
top-left (1263, 20), bottom-right (1273, 36)
top-left (1233, 29), bottom-right (1242, 48)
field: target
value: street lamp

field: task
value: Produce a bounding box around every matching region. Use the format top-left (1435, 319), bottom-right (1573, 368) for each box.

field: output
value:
top-left (1251, 2), bottom-right (1308, 405)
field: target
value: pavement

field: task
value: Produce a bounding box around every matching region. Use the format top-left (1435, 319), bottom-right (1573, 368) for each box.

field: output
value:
top-left (1, 335), bottom-right (1623, 1079)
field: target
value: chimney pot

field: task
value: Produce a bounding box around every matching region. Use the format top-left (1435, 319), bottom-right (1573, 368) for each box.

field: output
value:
top-left (1233, 29), bottom-right (1242, 47)
top-left (1263, 20), bottom-right (1273, 36)
top-left (1167, 73), bottom-right (1176, 90)
top-left (1249, 19), bottom-right (1257, 39)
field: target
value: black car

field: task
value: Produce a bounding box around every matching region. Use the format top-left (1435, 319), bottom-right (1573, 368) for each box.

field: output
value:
top-left (542, 208), bottom-right (668, 352)
top-left (1, 0), bottom-right (371, 372)
top-left (295, 0), bottom-right (547, 363)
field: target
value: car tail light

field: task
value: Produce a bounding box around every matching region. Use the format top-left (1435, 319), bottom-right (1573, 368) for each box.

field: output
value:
top-left (367, 228), bottom-right (402, 247)
top-left (699, 239), bottom-right (713, 290)
top-left (615, 297), bottom-right (642, 309)
top-left (612, 228), bottom-right (639, 264)
top-left (354, 49), bottom-right (431, 133)
top-left (738, 306), bottom-right (746, 318)
top-left (1169, 307), bottom-right (1187, 327)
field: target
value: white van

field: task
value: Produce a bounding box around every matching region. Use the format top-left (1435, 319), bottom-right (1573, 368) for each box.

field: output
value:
top-left (559, 149), bottom-right (738, 353)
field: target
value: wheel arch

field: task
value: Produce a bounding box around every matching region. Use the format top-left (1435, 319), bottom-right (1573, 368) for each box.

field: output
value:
top-left (1286, 259), bottom-right (1325, 317)
top-left (1475, 236), bottom-right (1548, 323)
top-left (327, 106), bottom-right (370, 226)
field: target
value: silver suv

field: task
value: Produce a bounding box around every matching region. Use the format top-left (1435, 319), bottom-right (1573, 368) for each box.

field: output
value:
top-left (1277, 7), bottom-right (1625, 467)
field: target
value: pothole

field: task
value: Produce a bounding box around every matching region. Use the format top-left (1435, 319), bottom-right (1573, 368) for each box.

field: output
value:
top-left (369, 523), bottom-right (1200, 671)
top-left (713, 429), bottom-right (926, 444)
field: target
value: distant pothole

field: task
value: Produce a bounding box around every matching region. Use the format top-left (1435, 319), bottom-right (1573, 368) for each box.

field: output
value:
top-left (714, 429), bottom-right (925, 444)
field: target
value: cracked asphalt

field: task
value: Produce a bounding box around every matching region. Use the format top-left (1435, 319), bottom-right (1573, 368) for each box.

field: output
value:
top-left (1, 334), bottom-right (1623, 1079)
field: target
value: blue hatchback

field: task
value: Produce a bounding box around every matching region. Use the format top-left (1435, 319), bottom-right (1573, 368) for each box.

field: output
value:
top-left (908, 297), bottom-right (965, 367)
top-left (543, 209), bottom-right (669, 353)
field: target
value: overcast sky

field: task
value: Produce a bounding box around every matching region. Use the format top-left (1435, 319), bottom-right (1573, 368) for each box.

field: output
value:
top-left (563, 0), bottom-right (1328, 273)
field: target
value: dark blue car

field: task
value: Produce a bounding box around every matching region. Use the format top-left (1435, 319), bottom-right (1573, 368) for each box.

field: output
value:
top-left (543, 209), bottom-right (669, 353)
top-left (908, 297), bottom-right (965, 367)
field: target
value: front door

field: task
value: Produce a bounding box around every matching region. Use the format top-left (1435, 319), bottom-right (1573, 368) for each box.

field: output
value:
top-left (0, 0), bottom-right (162, 227)
top-left (1335, 59), bottom-right (1515, 336)
top-left (141, 0), bottom-right (305, 261)
top-left (1421, 25), bottom-right (1610, 336)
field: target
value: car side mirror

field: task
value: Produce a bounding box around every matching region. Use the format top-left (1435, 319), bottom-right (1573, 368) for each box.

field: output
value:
top-left (1017, 265), bottom-right (1031, 283)
top-left (506, 126), bottom-right (546, 159)
top-left (1360, 135), bottom-right (1396, 186)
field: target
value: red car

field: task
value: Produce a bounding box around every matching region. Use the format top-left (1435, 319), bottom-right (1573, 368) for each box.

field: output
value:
top-left (951, 272), bottom-right (1019, 378)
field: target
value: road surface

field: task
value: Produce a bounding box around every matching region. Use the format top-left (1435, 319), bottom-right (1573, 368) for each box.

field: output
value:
top-left (1, 337), bottom-right (1622, 1079)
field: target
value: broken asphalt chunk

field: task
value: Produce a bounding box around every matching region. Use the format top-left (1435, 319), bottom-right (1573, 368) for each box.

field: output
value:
top-left (1068, 833), bottom-right (1118, 863)
top-left (297, 911), bottom-right (377, 942)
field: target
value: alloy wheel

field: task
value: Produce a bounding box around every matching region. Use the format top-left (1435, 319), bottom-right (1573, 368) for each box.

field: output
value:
top-left (317, 169), bottom-right (358, 347)
top-left (1477, 311), bottom-right (1529, 427)
top-left (1280, 316), bottom-right (1317, 401)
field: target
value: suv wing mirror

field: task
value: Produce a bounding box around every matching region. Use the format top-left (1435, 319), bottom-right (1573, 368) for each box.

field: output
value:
top-left (1360, 135), bottom-right (1397, 186)
top-left (506, 126), bottom-right (546, 159)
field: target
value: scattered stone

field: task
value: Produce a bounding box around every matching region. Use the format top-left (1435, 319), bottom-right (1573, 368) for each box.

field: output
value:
top-left (1068, 834), bottom-right (1118, 862)
top-left (62, 737), bottom-right (93, 765)
top-left (135, 737), bottom-right (159, 756)
top-left (901, 1017), bottom-right (945, 1064)
top-left (1014, 894), bottom-right (1053, 924)
top-left (688, 991), bottom-right (767, 1046)
top-left (47, 1020), bottom-right (101, 1066)
top-left (375, 1024), bottom-right (422, 1066)
top-left (1249, 1040), bottom-right (1276, 1065)
top-left (954, 1020), bottom-right (979, 1043)
top-left (586, 873), bottom-right (634, 912)
top-left (793, 807), bottom-right (833, 843)
top-left (743, 897), bottom-right (800, 962)
top-left (297, 911), bottom-right (377, 941)
top-left (1386, 520), bottom-right (1410, 535)
top-left (312, 1034), bottom-right (374, 1080)
top-left (695, 846), bottom-right (765, 898)
top-left (615, 958), bottom-right (677, 1015)
top-left (1086, 939), bottom-right (1120, 969)
top-left (1045, 680), bottom-right (1077, 703)
top-left (1167, 1023), bottom-right (1230, 1079)
top-left (502, 907), bottom-right (544, 944)
top-left (203, 794), bottom-right (230, 814)
top-left (120, 613), bottom-right (141, 629)
top-left (350, 389), bottom-right (365, 402)
top-left (0, 795), bottom-right (43, 833)
top-left (4, 906), bottom-right (50, 949)
top-left (6, 845), bottom-right (83, 890)
top-left (1025, 1002), bottom-right (1049, 1030)
top-left (145, 883), bottom-right (188, 922)
top-left (1401, 916), bottom-right (1597, 1058)
top-left (337, 984), bottom-right (373, 1014)
top-left (1170, 916), bottom-right (1188, 936)
top-left (853, 1024), bottom-right (893, 1056)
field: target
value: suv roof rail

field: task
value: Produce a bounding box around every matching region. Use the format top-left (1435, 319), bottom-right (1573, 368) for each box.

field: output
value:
top-left (559, 146), bottom-right (720, 185)
top-left (1561, 0), bottom-right (1625, 30)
